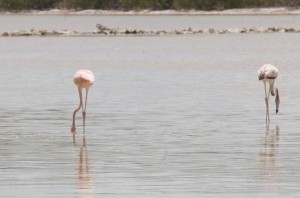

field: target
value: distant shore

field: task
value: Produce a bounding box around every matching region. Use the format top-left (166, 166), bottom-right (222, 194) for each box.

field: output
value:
top-left (1, 7), bottom-right (300, 37)
top-left (1, 7), bottom-right (300, 15)
top-left (1, 26), bottom-right (300, 37)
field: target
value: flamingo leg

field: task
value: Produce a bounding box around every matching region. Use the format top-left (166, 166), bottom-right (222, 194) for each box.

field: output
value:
top-left (72, 87), bottom-right (83, 142)
top-left (267, 82), bottom-right (271, 124)
top-left (82, 88), bottom-right (89, 133)
top-left (264, 82), bottom-right (268, 124)
top-left (264, 82), bottom-right (269, 125)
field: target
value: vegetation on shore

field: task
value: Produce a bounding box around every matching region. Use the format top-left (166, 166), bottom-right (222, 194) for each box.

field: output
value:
top-left (0, 0), bottom-right (299, 11)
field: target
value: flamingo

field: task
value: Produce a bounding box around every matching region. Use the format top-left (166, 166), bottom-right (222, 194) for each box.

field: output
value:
top-left (71, 69), bottom-right (94, 142)
top-left (258, 64), bottom-right (280, 125)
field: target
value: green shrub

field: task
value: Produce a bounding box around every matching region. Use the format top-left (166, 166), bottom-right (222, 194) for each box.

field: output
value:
top-left (0, 0), bottom-right (299, 11)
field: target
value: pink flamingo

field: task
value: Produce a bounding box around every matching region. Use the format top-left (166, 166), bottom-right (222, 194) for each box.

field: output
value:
top-left (71, 69), bottom-right (94, 142)
top-left (258, 64), bottom-right (280, 125)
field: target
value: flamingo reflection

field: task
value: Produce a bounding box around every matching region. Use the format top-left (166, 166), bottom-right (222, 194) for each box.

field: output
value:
top-left (260, 126), bottom-right (280, 196)
top-left (77, 135), bottom-right (94, 198)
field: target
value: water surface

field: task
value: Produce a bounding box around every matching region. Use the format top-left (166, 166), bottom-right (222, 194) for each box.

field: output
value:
top-left (0, 14), bottom-right (300, 31)
top-left (0, 16), bottom-right (300, 197)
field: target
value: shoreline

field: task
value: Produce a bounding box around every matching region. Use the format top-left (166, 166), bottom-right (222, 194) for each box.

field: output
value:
top-left (1, 7), bottom-right (300, 16)
top-left (1, 26), bottom-right (300, 37)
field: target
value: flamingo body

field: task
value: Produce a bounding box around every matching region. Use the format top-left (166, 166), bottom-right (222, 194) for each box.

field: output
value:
top-left (71, 69), bottom-right (94, 142)
top-left (74, 69), bottom-right (94, 89)
top-left (258, 64), bottom-right (278, 81)
top-left (258, 64), bottom-right (280, 125)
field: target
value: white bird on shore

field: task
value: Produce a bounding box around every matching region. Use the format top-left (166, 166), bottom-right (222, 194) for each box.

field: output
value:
top-left (71, 69), bottom-right (94, 142)
top-left (258, 64), bottom-right (280, 125)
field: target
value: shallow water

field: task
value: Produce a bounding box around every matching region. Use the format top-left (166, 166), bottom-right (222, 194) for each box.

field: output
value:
top-left (0, 14), bottom-right (300, 31)
top-left (1, 16), bottom-right (300, 197)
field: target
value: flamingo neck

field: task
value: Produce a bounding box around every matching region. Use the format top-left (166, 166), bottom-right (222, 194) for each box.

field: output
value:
top-left (275, 88), bottom-right (280, 113)
top-left (270, 80), bottom-right (275, 96)
top-left (72, 87), bottom-right (83, 127)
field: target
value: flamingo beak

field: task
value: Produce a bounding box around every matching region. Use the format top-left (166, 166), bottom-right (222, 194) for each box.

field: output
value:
top-left (72, 131), bottom-right (76, 143)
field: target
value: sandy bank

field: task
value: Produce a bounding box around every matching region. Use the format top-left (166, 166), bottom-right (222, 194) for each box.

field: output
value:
top-left (1, 7), bottom-right (300, 15)
top-left (1, 26), bottom-right (300, 37)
